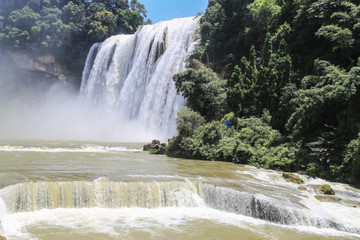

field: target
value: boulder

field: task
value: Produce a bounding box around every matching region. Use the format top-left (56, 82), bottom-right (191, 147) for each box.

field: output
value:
top-left (320, 184), bottom-right (335, 195)
top-left (282, 172), bottom-right (304, 184)
top-left (143, 140), bottom-right (167, 154)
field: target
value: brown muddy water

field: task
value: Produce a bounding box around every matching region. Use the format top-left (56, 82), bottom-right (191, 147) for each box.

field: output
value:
top-left (0, 140), bottom-right (359, 240)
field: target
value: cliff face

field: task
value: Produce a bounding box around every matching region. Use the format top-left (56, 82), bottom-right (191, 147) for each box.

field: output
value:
top-left (4, 49), bottom-right (66, 77)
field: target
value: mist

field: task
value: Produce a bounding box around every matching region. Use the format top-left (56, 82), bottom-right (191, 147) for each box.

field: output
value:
top-left (0, 67), bottom-right (164, 143)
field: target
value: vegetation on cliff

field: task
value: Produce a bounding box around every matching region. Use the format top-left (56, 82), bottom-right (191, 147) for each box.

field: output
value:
top-left (0, 0), bottom-right (149, 79)
top-left (168, 0), bottom-right (360, 185)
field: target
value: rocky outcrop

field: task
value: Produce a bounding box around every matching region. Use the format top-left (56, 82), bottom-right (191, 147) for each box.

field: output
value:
top-left (4, 49), bottom-right (66, 77)
top-left (320, 184), bottom-right (335, 195)
top-left (143, 140), bottom-right (167, 154)
top-left (0, 235), bottom-right (6, 240)
top-left (282, 172), bottom-right (304, 184)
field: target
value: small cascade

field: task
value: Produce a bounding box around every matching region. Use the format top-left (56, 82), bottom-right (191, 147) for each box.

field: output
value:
top-left (198, 184), bottom-right (359, 234)
top-left (0, 181), bottom-right (359, 235)
top-left (80, 17), bottom-right (199, 139)
top-left (0, 181), bottom-right (202, 213)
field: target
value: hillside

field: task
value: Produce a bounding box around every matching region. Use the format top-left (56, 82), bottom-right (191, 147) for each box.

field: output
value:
top-left (168, 0), bottom-right (360, 185)
top-left (0, 0), bottom-right (149, 84)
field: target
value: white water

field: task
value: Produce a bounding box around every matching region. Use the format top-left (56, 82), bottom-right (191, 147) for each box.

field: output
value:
top-left (81, 17), bottom-right (199, 140)
top-left (1, 15), bottom-right (360, 239)
top-left (0, 17), bottom-right (198, 142)
top-left (0, 180), bottom-right (359, 236)
top-left (4, 207), bottom-right (359, 240)
top-left (0, 141), bottom-right (359, 239)
top-left (0, 145), bottom-right (137, 153)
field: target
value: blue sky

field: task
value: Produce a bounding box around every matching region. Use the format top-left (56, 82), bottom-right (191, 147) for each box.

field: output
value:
top-left (140, 0), bottom-right (209, 23)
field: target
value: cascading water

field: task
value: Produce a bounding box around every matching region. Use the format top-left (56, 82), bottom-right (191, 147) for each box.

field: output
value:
top-left (1, 16), bottom-right (360, 239)
top-left (80, 17), bottom-right (199, 140)
top-left (1, 180), bottom-right (359, 235)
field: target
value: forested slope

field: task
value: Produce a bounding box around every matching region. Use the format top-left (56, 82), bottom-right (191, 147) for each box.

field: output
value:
top-left (0, 0), bottom-right (148, 80)
top-left (168, 0), bottom-right (360, 185)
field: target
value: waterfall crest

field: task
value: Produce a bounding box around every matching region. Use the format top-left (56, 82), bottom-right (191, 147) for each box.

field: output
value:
top-left (0, 181), bottom-right (202, 212)
top-left (80, 17), bottom-right (199, 139)
top-left (1, 181), bottom-right (359, 234)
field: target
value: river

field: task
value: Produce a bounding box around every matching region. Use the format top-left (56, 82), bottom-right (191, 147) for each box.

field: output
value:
top-left (0, 140), bottom-right (359, 240)
top-left (0, 16), bottom-right (359, 240)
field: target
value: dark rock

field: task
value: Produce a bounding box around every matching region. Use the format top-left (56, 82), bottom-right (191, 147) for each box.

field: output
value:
top-left (151, 139), bottom-right (161, 145)
top-left (143, 140), bottom-right (167, 154)
top-left (143, 143), bottom-right (152, 151)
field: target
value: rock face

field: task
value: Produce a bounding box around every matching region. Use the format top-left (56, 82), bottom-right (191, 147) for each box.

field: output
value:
top-left (143, 140), bottom-right (167, 154)
top-left (4, 49), bottom-right (66, 77)
top-left (0, 235), bottom-right (6, 240)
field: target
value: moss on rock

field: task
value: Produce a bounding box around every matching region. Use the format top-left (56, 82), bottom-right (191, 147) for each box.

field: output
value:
top-left (321, 184), bottom-right (335, 195)
top-left (315, 195), bottom-right (340, 201)
top-left (282, 172), bottom-right (304, 184)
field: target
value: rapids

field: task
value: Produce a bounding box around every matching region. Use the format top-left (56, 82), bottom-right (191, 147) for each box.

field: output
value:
top-left (0, 141), bottom-right (359, 239)
top-left (0, 17), bottom-right (359, 240)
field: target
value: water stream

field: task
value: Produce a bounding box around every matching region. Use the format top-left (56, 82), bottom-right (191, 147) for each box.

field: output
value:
top-left (0, 141), bottom-right (359, 240)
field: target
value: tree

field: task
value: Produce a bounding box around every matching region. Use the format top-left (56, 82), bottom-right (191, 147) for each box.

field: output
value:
top-left (88, 10), bottom-right (116, 41)
top-left (316, 25), bottom-right (354, 51)
top-left (343, 133), bottom-right (360, 183)
top-left (173, 60), bottom-right (227, 121)
top-left (227, 45), bottom-right (259, 116)
top-left (0, 0), bottom-right (147, 77)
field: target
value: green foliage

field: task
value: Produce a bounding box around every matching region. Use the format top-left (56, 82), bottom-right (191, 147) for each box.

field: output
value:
top-left (167, 107), bottom-right (206, 158)
top-left (170, 0), bottom-right (360, 184)
top-left (343, 133), bottom-right (360, 183)
top-left (173, 60), bottom-right (227, 121)
top-left (0, 0), bottom-right (148, 76)
top-left (316, 25), bottom-right (354, 51)
top-left (176, 107), bottom-right (206, 138)
top-left (248, 0), bottom-right (281, 32)
top-left (168, 111), bottom-right (297, 171)
top-left (286, 60), bottom-right (360, 139)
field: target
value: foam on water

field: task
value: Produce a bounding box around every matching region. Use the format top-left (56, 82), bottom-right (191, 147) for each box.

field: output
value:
top-left (2, 207), bottom-right (360, 240)
top-left (237, 166), bottom-right (360, 235)
top-left (0, 145), bottom-right (139, 153)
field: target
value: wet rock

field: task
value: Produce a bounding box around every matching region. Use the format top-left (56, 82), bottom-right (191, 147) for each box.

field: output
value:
top-left (298, 186), bottom-right (306, 191)
top-left (5, 49), bottom-right (66, 77)
top-left (282, 172), bottom-right (304, 184)
top-left (315, 195), bottom-right (341, 202)
top-left (321, 184), bottom-right (335, 195)
top-left (143, 140), bottom-right (167, 154)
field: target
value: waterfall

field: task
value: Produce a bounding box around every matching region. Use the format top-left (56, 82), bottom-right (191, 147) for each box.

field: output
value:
top-left (0, 181), bottom-right (202, 212)
top-left (80, 17), bottom-right (199, 139)
top-left (1, 181), bottom-right (359, 235)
